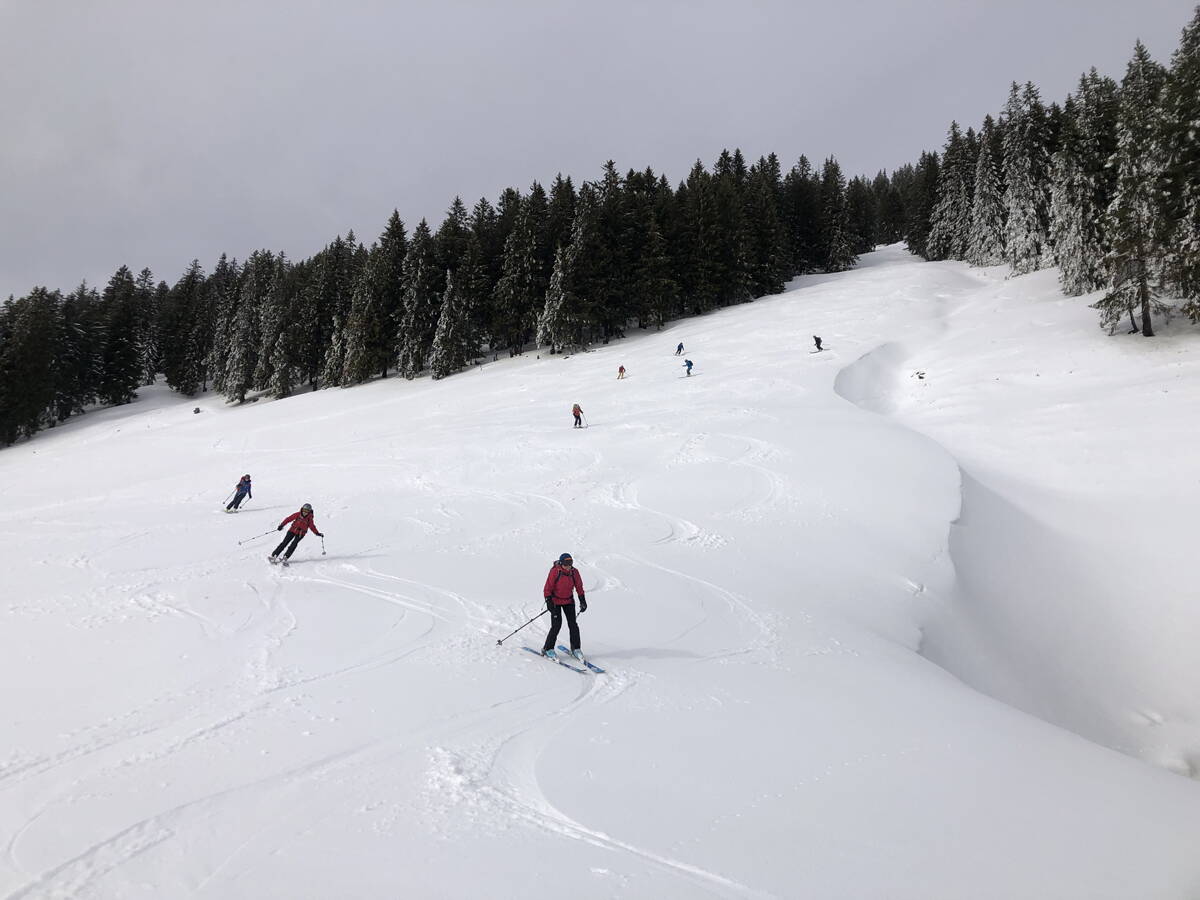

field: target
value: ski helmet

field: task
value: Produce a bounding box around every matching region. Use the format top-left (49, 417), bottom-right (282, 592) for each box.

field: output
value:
top-left (558, 552), bottom-right (573, 564)
top-left (302, 502), bottom-right (313, 512)
top-left (243, 473), bottom-right (251, 479)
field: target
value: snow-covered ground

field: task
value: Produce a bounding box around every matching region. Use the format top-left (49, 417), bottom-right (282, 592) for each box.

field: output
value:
top-left (2, 245), bottom-right (1198, 899)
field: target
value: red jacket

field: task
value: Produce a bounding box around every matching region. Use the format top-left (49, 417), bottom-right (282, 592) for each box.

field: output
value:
top-left (544, 564), bottom-right (584, 606)
top-left (280, 510), bottom-right (323, 537)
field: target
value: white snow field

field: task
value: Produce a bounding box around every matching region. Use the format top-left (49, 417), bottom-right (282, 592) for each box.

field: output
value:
top-left (2, 245), bottom-right (1199, 899)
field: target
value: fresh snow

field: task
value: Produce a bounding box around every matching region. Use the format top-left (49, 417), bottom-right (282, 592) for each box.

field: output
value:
top-left (1, 245), bottom-right (1198, 898)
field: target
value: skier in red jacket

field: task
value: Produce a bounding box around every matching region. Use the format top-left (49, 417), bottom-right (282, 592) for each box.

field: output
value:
top-left (542, 552), bottom-right (586, 660)
top-left (270, 503), bottom-right (324, 563)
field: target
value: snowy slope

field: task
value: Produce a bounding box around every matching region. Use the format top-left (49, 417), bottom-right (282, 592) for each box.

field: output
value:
top-left (1, 246), bottom-right (1198, 899)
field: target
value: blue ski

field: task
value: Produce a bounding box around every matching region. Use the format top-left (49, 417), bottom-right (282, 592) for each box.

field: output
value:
top-left (523, 646), bottom-right (586, 673)
top-left (559, 646), bottom-right (606, 674)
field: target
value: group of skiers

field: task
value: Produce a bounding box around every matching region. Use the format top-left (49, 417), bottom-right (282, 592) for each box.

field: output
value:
top-left (224, 474), bottom-right (325, 564)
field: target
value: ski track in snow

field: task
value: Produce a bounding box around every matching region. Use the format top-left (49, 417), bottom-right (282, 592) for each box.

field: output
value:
top-left (4, 247), bottom-right (1200, 898)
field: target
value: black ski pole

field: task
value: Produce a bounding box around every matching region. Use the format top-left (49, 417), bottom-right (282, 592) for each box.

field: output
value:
top-left (496, 608), bottom-right (549, 646)
top-left (320, 535), bottom-right (326, 555)
top-left (238, 529), bottom-right (276, 546)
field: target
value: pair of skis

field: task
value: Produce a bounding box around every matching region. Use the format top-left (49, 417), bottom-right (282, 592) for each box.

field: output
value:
top-left (523, 646), bottom-right (606, 674)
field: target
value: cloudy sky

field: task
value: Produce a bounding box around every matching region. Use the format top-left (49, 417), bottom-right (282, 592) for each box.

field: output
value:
top-left (0, 0), bottom-right (1193, 298)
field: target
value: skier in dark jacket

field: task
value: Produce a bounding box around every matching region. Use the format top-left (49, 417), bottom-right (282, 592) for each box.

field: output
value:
top-left (813, 335), bottom-right (823, 351)
top-left (675, 342), bottom-right (684, 356)
top-left (683, 359), bottom-right (694, 376)
top-left (226, 474), bottom-right (252, 511)
top-left (542, 553), bottom-right (586, 660)
top-left (270, 503), bottom-right (324, 562)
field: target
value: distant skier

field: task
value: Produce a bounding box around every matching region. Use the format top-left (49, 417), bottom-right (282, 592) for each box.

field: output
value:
top-left (813, 335), bottom-right (824, 351)
top-left (683, 359), bottom-right (694, 376)
top-left (270, 502), bottom-right (324, 564)
top-left (617, 365), bottom-right (626, 379)
top-left (542, 552), bottom-right (587, 660)
top-left (225, 474), bottom-right (252, 511)
top-left (572, 403), bottom-right (585, 428)
top-left (675, 342), bottom-right (684, 356)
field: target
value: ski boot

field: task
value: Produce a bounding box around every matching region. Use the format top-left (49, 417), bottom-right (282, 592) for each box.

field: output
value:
top-left (543, 648), bottom-right (557, 660)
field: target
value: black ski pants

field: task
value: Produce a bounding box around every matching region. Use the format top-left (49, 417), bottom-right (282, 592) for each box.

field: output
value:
top-left (272, 531), bottom-right (304, 559)
top-left (227, 491), bottom-right (249, 510)
top-left (543, 601), bottom-right (580, 652)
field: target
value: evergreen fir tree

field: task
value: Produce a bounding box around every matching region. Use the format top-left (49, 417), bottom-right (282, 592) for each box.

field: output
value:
top-left (133, 268), bottom-right (159, 385)
top-left (819, 157), bottom-right (857, 272)
top-left (1049, 71), bottom-right (1120, 294)
top-left (396, 221), bottom-right (443, 377)
top-left (1002, 82), bottom-right (1054, 273)
top-left (968, 119), bottom-right (1007, 265)
top-left (781, 156), bottom-right (822, 273)
top-left (341, 211), bottom-right (407, 382)
top-left (678, 160), bottom-right (721, 312)
top-left (224, 250), bottom-right (274, 401)
top-left (161, 260), bottom-right (208, 395)
top-left (537, 245), bottom-right (582, 353)
top-left (928, 122), bottom-right (974, 260)
top-left (205, 254), bottom-right (240, 396)
top-left (492, 198), bottom-right (544, 355)
top-left (845, 175), bottom-right (878, 255)
top-left (545, 174), bottom-right (577, 262)
top-left (55, 282), bottom-right (102, 423)
top-left (1158, 6), bottom-right (1200, 309)
top-left (874, 170), bottom-right (907, 245)
top-left (429, 270), bottom-right (479, 379)
top-left (904, 152), bottom-right (940, 258)
top-left (1095, 41), bottom-right (1168, 336)
top-left (0, 288), bottom-right (61, 443)
top-left (98, 265), bottom-right (143, 405)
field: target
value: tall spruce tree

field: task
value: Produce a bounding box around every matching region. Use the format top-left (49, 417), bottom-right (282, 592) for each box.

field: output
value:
top-left (161, 260), bottom-right (208, 394)
top-left (1049, 72), bottom-right (1120, 294)
top-left (1159, 6), bottom-right (1200, 310)
top-left (342, 211), bottom-right (407, 383)
top-left (429, 269), bottom-right (479, 379)
top-left (1095, 41), bottom-right (1168, 335)
top-left (904, 152), bottom-right (940, 258)
top-left (0, 288), bottom-right (61, 443)
top-left (396, 220), bottom-right (443, 377)
top-left (492, 198), bottom-right (544, 355)
top-left (968, 119), bottom-right (1006, 265)
top-left (98, 266), bottom-right (143, 405)
top-left (928, 122), bottom-right (974, 260)
top-left (224, 250), bottom-right (273, 401)
top-left (55, 282), bottom-right (102, 423)
top-left (1002, 82), bottom-right (1054, 273)
top-left (819, 157), bottom-right (857, 272)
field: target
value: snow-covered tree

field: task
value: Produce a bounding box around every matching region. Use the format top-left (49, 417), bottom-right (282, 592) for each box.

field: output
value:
top-left (967, 119), bottom-right (1006, 265)
top-left (1095, 42), bottom-right (1168, 336)
top-left (928, 123), bottom-right (974, 260)
top-left (1158, 6), bottom-right (1200, 311)
top-left (1002, 82), bottom-right (1054, 274)
top-left (429, 270), bottom-right (479, 379)
top-left (396, 221), bottom-right (443, 378)
top-left (1049, 71), bottom-right (1120, 295)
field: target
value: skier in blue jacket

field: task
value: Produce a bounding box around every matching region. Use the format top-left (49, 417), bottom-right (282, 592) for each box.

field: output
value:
top-left (226, 474), bottom-right (252, 511)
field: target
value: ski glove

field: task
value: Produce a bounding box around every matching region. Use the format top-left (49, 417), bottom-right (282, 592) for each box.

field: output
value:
top-left (545, 598), bottom-right (555, 612)
top-left (277, 524), bottom-right (283, 531)
top-left (579, 596), bottom-right (587, 613)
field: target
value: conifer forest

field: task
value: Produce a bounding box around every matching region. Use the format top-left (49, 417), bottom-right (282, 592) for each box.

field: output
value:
top-left (2, 6), bottom-right (1198, 447)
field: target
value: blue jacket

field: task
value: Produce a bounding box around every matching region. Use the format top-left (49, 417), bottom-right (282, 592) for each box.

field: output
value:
top-left (235, 477), bottom-right (252, 498)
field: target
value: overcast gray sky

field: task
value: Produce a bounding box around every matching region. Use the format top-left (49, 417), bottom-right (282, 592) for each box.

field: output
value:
top-left (0, 0), bottom-right (1193, 298)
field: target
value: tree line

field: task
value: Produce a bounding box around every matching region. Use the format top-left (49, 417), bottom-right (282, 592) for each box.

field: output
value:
top-left (903, 5), bottom-right (1200, 336)
top-left (1, 151), bottom-right (905, 446)
top-left (6, 5), bottom-right (1195, 448)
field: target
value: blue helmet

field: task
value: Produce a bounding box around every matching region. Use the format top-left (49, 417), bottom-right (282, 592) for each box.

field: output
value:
top-left (558, 552), bottom-right (573, 564)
